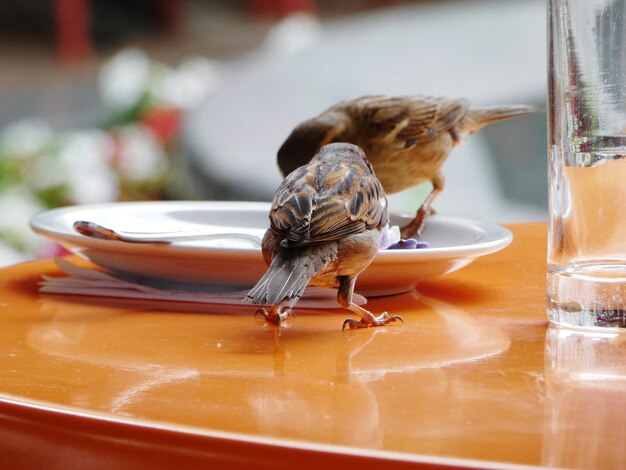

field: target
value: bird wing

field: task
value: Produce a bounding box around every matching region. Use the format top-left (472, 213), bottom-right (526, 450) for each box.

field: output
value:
top-left (270, 160), bottom-right (387, 246)
top-left (341, 95), bottom-right (469, 149)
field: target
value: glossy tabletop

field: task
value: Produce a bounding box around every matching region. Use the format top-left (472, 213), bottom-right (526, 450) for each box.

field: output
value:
top-left (0, 223), bottom-right (624, 469)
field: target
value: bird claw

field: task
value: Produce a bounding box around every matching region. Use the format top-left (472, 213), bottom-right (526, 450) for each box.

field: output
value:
top-left (401, 202), bottom-right (439, 238)
top-left (254, 308), bottom-right (269, 321)
top-left (255, 306), bottom-right (295, 326)
top-left (342, 312), bottom-right (404, 331)
top-left (400, 208), bottom-right (427, 239)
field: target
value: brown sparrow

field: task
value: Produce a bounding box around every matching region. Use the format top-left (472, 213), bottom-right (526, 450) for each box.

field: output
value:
top-left (246, 142), bottom-right (402, 330)
top-left (277, 95), bottom-right (540, 238)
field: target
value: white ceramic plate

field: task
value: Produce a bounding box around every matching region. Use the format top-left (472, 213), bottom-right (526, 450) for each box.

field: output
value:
top-left (31, 201), bottom-right (513, 296)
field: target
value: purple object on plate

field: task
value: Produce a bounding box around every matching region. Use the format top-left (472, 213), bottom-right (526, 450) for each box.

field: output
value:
top-left (386, 239), bottom-right (429, 250)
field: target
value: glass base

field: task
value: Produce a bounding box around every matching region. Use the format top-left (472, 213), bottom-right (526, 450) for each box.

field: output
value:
top-left (547, 263), bottom-right (626, 329)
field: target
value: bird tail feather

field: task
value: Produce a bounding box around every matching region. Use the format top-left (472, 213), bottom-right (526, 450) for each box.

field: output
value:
top-left (246, 254), bottom-right (317, 307)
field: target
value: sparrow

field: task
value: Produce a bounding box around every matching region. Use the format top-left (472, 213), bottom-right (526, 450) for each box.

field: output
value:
top-left (277, 95), bottom-right (540, 238)
top-left (246, 142), bottom-right (402, 330)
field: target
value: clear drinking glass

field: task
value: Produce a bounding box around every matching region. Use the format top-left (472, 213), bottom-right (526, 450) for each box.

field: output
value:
top-left (547, 0), bottom-right (626, 329)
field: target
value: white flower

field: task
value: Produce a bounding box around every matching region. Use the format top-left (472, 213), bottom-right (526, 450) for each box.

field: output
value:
top-left (57, 130), bottom-right (119, 204)
top-left (67, 170), bottom-right (119, 204)
top-left (99, 48), bottom-right (152, 111)
top-left (157, 57), bottom-right (221, 109)
top-left (26, 152), bottom-right (69, 190)
top-left (0, 118), bottom-right (54, 159)
top-left (116, 124), bottom-right (168, 181)
top-left (0, 187), bottom-right (46, 253)
top-left (0, 187), bottom-right (44, 231)
top-left (99, 48), bottom-right (221, 112)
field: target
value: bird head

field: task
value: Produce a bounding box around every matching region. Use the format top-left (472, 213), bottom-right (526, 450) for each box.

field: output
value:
top-left (312, 142), bottom-right (374, 174)
top-left (277, 112), bottom-right (348, 177)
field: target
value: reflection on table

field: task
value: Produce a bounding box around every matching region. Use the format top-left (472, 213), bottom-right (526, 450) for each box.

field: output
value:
top-left (0, 223), bottom-right (624, 468)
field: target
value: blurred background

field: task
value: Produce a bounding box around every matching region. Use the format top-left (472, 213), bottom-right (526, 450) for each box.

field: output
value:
top-left (0, 0), bottom-right (547, 266)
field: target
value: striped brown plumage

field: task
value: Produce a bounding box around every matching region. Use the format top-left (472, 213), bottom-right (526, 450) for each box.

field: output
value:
top-left (277, 95), bottom-right (540, 237)
top-left (247, 143), bottom-right (402, 330)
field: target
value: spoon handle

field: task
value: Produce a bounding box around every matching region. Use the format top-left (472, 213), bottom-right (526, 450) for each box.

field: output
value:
top-left (73, 221), bottom-right (263, 246)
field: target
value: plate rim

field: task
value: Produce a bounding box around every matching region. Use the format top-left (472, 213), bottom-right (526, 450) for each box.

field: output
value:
top-left (30, 200), bottom-right (513, 261)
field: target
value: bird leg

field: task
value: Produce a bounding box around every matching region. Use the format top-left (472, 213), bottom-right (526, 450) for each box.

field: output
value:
top-left (400, 202), bottom-right (436, 239)
top-left (400, 173), bottom-right (445, 239)
top-left (255, 302), bottom-right (295, 326)
top-left (337, 276), bottom-right (403, 330)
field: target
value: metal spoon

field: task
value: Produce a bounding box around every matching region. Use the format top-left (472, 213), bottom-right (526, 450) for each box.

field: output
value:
top-left (73, 220), bottom-right (263, 246)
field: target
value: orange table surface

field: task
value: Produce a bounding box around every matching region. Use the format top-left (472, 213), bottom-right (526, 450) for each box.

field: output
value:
top-left (0, 223), bottom-right (624, 469)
